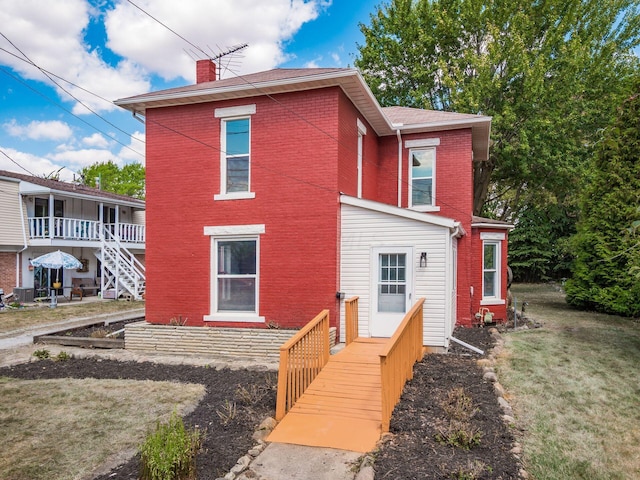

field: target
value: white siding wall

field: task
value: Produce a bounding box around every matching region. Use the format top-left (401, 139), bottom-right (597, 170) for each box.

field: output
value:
top-left (340, 203), bottom-right (452, 347)
top-left (0, 179), bottom-right (26, 247)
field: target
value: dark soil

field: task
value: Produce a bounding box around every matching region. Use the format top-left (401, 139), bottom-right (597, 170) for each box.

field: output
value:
top-left (0, 326), bottom-right (521, 479)
top-left (374, 326), bottom-right (521, 479)
top-left (54, 320), bottom-right (139, 338)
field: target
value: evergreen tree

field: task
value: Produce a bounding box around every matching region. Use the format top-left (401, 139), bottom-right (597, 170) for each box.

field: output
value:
top-left (565, 91), bottom-right (640, 316)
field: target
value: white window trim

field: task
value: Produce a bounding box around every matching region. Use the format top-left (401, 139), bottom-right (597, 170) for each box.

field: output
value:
top-left (216, 105), bottom-right (256, 200)
top-left (405, 138), bottom-right (440, 148)
top-left (204, 224), bottom-right (265, 323)
top-left (481, 240), bottom-right (505, 305)
top-left (409, 147), bottom-right (437, 210)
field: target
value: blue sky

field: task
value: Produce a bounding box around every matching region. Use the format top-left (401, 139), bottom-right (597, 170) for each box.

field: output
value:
top-left (0, 0), bottom-right (380, 180)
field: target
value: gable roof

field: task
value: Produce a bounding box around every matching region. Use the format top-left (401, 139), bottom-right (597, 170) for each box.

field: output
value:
top-left (115, 67), bottom-right (492, 160)
top-left (0, 170), bottom-right (145, 207)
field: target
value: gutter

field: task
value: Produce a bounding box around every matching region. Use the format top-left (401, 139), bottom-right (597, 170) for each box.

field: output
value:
top-left (396, 128), bottom-right (402, 207)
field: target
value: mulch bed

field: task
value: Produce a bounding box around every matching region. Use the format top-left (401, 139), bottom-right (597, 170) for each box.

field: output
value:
top-left (0, 325), bottom-right (521, 479)
top-left (373, 326), bottom-right (521, 479)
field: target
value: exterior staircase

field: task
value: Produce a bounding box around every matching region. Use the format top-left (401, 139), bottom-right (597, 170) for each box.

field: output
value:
top-left (97, 225), bottom-right (145, 300)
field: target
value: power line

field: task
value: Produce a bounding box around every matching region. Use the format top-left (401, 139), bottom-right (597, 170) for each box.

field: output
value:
top-left (0, 148), bottom-right (36, 176)
top-left (0, 67), bottom-right (143, 159)
top-left (0, 31), bottom-right (145, 154)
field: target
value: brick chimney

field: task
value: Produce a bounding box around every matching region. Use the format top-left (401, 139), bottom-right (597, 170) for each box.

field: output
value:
top-left (196, 59), bottom-right (217, 83)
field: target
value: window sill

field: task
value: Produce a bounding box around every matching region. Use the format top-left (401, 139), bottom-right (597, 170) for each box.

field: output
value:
top-left (410, 205), bottom-right (441, 213)
top-left (214, 192), bottom-right (256, 201)
top-left (204, 314), bottom-right (265, 323)
top-left (480, 298), bottom-right (505, 306)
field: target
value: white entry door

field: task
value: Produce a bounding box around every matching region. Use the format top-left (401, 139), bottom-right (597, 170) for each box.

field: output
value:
top-left (370, 247), bottom-right (414, 337)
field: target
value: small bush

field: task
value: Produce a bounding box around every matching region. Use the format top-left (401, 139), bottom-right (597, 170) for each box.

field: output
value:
top-left (139, 411), bottom-right (202, 480)
top-left (33, 349), bottom-right (50, 360)
top-left (169, 316), bottom-right (188, 326)
top-left (216, 400), bottom-right (237, 425)
top-left (435, 388), bottom-right (483, 450)
top-left (54, 351), bottom-right (72, 362)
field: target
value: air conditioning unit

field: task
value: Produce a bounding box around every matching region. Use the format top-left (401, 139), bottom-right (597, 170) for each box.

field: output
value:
top-left (13, 287), bottom-right (35, 303)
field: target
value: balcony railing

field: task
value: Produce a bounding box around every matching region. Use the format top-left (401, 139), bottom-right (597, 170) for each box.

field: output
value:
top-left (28, 217), bottom-right (145, 244)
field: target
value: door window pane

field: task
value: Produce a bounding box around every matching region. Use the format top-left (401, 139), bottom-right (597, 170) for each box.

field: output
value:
top-left (378, 253), bottom-right (407, 313)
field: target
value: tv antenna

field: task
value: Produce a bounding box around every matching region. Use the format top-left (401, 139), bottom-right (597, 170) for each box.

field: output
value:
top-left (210, 43), bottom-right (248, 79)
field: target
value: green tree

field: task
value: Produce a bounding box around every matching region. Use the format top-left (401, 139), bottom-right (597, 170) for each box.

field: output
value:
top-left (565, 92), bottom-right (640, 316)
top-left (355, 0), bottom-right (640, 219)
top-left (79, 161), bottom-right (145, 199)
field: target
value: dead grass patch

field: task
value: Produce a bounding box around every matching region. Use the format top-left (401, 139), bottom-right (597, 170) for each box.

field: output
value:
top-left (0, 376), bottom-right (205, 480)
top-left (0, 301), bottom-right (143, 335)
top-left (499, 283), bottom-right (640, 479)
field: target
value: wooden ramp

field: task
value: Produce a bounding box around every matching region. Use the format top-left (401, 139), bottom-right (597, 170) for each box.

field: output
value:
top-left (267, 338), bottom-right (387, 453)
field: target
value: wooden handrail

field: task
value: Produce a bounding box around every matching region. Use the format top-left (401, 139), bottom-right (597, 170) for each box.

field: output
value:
top-left (344, 296), bottom-right (359, 345)
top-left (379, 298), bottom-right (425, 432)
top-left (275, 310), bottom-right (330, 420)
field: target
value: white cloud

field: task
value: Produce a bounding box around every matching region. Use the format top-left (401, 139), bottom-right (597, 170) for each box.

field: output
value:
top-left (0, 146), bottom-right (75, 180)
top-left (105, 0), bottom-right (330, 81)
top-left (118, 131), bottom-right (146, 165)
top-left (82, 133), bottom-right (110, 148)
top-left (4, 119), bottom-right (73, 141)
top-left (49, 148), bottom-right (116, 169)
top-left (304, 58), bottom-right (322, 68)
top-left (0, 0), bottom-right (149, 114)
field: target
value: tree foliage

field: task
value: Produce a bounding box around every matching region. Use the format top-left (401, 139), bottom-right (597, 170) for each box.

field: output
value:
top-left (564, 91), bottom-right (640, 316)
top-left (356, 0), bottom-right (640, 217)
top-left (79, 160), bottom-right (145, 199)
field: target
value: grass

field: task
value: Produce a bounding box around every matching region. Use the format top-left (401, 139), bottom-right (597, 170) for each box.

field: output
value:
top-left (0, 300), bottom-right (143, 335)
top-left (0, 376), bottom-right (205, 480)
top-left (499, 283), bottom-right (640, 480)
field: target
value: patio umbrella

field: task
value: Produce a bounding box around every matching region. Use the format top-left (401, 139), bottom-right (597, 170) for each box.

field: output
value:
top-left (30, 250), bottom-right (82, 282)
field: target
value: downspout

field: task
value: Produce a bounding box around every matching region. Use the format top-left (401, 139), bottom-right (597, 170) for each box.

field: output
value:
top-left (16, 192), bottom-right (29, 288)
top-left (396, 128), bottom-right (402, 207)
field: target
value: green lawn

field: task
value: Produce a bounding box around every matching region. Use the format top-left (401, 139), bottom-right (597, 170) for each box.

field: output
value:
top-left (499, 283), bottom-right (640, 480)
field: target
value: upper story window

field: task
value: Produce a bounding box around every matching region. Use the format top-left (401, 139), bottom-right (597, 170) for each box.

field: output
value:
top-left (406, 138), bottom-right (440, 211)
top-left (410, 148), bottom-right (435, 208)
top-left (214, 104), bottom-right (256, 201)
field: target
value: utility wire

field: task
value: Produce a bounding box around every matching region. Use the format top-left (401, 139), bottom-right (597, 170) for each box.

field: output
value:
top-left (0, 148), bottom-right (36, 176)
top-left (0, 32), bottom-right (145, 155)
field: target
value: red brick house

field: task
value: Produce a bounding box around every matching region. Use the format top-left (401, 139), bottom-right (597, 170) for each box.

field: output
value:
top-left (115, 61), bottom-right (511, 350)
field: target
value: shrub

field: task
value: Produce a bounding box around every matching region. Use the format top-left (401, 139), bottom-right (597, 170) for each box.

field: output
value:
top-left (32, 349), bottom-right (50, 360)
top-left (435, 388), bottom-right (483, 450)
top-left (54, 351), bottom-right (72, 362)
top-left (139, 411), bottom-right (202, 480)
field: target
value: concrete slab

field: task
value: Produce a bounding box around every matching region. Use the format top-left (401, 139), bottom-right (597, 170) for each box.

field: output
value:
top-left (237, 443), bottom-right (361, 480)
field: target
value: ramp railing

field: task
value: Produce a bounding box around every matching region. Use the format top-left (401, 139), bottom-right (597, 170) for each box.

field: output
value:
top-left (344, 296), bottom-right (359, 345)
top-left (275, 310), bottom-right (330, 420)
top-left (379, 298), bottom-right (425, 432)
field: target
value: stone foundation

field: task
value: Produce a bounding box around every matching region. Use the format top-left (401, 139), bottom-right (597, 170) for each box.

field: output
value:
top-left (125, 322), bottom-right (337, 361)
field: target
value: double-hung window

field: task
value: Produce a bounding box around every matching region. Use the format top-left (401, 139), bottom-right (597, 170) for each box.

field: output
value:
top-left (480, 232), bottom-right (505, 305)
top-left (214, 104), bottom-right (256, 200)
top-left (204, 224), bottom-right (265, 322)
top-left (410, 148), bottom-right (435, 207)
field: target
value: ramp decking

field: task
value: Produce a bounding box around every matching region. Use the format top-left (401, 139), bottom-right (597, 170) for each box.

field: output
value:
top-left (267, 338), bottom-right (387, 453)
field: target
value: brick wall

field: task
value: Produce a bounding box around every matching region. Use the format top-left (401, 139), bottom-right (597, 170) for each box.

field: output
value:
top-left (144, 88), bottom-right (345, 331)
top-left (0, 252), bottom-right (16, 298)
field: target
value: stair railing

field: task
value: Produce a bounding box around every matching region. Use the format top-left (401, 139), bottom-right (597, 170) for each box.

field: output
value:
top-left (100, 224), bottom-right (146, 298)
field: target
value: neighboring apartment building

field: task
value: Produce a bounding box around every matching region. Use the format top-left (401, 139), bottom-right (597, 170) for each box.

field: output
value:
top-left (115, 61), bottom-right (511, 349)
top-left (0, 171), bottom-right (146, 302)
